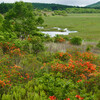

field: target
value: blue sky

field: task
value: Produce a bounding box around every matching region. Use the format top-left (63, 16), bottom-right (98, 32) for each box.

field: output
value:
top-left (0, 0), bottom-right (100, 6)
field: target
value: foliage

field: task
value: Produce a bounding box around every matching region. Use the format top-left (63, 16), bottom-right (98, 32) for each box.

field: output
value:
top-left (0, 3), bottom-right (14, 14)
top-left (44, 34), bottom-right (53, 42)
top-left (54, 35), bottom-right (66, 43)
top-left (70, 37), bottom-right (82, 45)
top-left (2, 1), bottom-right (44, 38)
top-left (1, 2), bottom-right (100, 14)
top-left (66, 8), bottom-right (100, 13)
top-left (0, 2), bottom-right (100, 100)
top-left (37, 52), bottom-right (54, 63)
top-left (0, 14), bottom-right (4, 23)
top-left (36, 16), bottom-right (44, 25)
top-left (0, 31), bottom-right (17, 42)
top-left (29, 36), bottom-right (45, 54)
top-left (97, 41), bottom-right (100, 48)
top-left (54, 10), bottom-right (67, 16)
top-left (0, 41), bottom-right (100, 99)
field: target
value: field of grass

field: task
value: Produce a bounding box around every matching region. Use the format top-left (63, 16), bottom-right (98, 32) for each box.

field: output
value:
top-left (43, 13), bottom-right (100, 41)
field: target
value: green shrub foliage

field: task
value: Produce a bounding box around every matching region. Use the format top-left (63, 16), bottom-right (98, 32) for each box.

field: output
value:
top-left (70, 36), bottom-right (82, 45)
top-left (97, 41), bottom-right (100, 48)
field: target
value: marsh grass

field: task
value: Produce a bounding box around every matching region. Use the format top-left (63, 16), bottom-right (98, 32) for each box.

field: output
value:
top-left (45, 41), bottom-right (100, 54)
top-left (43, 13), bottom-right (100, 41)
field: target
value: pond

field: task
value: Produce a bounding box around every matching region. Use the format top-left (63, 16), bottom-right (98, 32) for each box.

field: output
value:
top-left (41, 31), bottom-right (77, 37)
top-left (37, 27), bottom-right (77, 37)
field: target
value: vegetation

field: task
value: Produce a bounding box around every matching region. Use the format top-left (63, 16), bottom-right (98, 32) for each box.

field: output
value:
top-left (2, 1), bottom-right (43, 38)
top-left (43, 14), bottom-right (100, 41)
top-left (65, 8), bottom-right (100, 13)
top-left (0, 1), bottom-right (100, 100)
top-left (70, 37), bottom-right (82, 45)
top-left (97, 41), bottom-right (100, 48)
top-left (86, 1), bottom-right (100, 8)
top-left (32, 3), bottom-right (73, 10)
top-left (1, 2), bottom-right (100, 14)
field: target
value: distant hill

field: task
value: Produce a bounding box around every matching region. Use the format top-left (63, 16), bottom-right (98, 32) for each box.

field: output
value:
top-left (32, 3), bottom-right (74, 10)
top-left (0, 2), bottom-right (75, 14)
top-left (0, 2), bottom-right (100, 14)
top-left (86, 1), bottom-right (100, 8)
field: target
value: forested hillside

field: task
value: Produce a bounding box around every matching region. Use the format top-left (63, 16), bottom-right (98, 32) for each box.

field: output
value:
top-left (0, 2), bottom-right (100, 14)
top-left (0, 2), bottom-right (73, 14)
top-left (86, 1), bottom-right (100, 8)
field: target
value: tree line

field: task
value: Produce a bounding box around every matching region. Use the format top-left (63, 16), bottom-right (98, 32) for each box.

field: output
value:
top-left (1, 2), bottom-right (100, 14)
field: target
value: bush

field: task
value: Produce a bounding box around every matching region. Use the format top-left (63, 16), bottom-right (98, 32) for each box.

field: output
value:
top-left (14, 39), bottom-right (29, 52)
top-left (97, 41), bottom-right (100, 48)
top-left (37, 52), bottom-right (54, 63)
top-left (0, 32), bottom-right (17, 42)
top-left (70, 37), bottom-right (82, 45)
top-left (29, 36), bottom-right (45, 54)
top-left (54, 35), bottom-right (66, 43)
top-left (44, 34), bottom-right (53, 42)
top-left (58, 35), bottom-right (69, 41)
top-left (20, 54), bottom-right (42, 74)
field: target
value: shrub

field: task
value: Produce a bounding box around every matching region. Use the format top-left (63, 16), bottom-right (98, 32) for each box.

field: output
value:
top-left (20, 54), bottom-right (42, 74)
top-left (97, 41), bottom-right (100, 48)
top-left (58, 35), bottom-right (69, 41)
top-left (54, 35), bottom-right (66, 43)
top-left (52, 13), bottom-right (55, 16)
top-left (70, 37), bottom-right (82, 45)
top-left (86, 45), bottom-right (93, 52)
top-left (44, 34), bottom-right (53, 42)
top-left (29, 36), bottom-right (45, 54)
top-left (14, 39), bottom-right (29, 52)
top-left (0, 32), bottom-right (17, 42)
top-left (37, 52), bottom-right (54, 63)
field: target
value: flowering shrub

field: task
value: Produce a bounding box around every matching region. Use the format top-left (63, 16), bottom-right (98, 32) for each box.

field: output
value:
top-left (75, 95), bottom-right (84, 100)
top-left (54, 35), bottom-right (66, 43)
top-left (54, 52), bottom-right (72, 61)
top-left (0, 43), bottom-right (33, 95)
top-left (0, 39), bottom-right (100, 100)
top-left (0, 42), bottom-right (23, 56)
top-left (49, 96), bottom-right (56, 100)
top-left (41, 51), bottom-right (100, 97)
top-left (50, 59), bottom-right (97, 81)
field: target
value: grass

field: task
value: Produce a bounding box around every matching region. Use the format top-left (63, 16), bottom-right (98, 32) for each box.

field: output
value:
top-left (43, 13), bottom-right (100, 41)
top-left (45, 41), bottom-right (100, 54)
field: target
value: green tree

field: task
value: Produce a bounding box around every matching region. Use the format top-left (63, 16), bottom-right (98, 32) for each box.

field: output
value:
top-left (0, 14), bottom-right (4, 30)
top-left (0, 14), bottom-right (4, 23)
top-left (3, 1), bottom-right (43, 38)
top-left (36, 16), bottom-right (44, 25)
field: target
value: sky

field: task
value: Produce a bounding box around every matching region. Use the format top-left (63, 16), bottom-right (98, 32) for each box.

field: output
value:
top-left (0, 0), bottom-right (100, 6)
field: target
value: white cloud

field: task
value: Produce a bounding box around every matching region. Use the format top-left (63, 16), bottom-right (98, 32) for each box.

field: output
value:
top-left (0, 0), bottom-right (100, 6)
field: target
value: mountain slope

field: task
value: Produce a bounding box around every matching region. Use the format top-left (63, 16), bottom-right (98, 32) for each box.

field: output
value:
top-left (32, 3), bottom-right (74, 10)
top-left (0, 2), bottom-right (75, 14)
top-left (86, 1), bottom-right (100, 8)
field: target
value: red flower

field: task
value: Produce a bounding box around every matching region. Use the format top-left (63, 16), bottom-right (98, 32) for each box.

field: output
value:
top-left (77, 79), bottom-right (82, 83)
top-left (49, 96), bottom-right (56, 100)
top-left (75, 95), bottom-right (84, 100)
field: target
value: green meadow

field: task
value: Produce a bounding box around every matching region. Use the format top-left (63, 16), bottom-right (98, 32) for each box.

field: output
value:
top-left (43, 13), bottom-right (100, 41)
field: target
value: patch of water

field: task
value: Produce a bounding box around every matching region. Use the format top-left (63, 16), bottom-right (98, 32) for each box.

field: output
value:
top-left (37, 26), bottom-right (77, 37)
top-left (37, 26), bottom-right (44, 29)
top-left (42, 30), bottom-right (77, 37)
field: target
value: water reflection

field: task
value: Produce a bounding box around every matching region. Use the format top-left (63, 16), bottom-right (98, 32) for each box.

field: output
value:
top-left (42, 30), bottom-right (77, 37)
